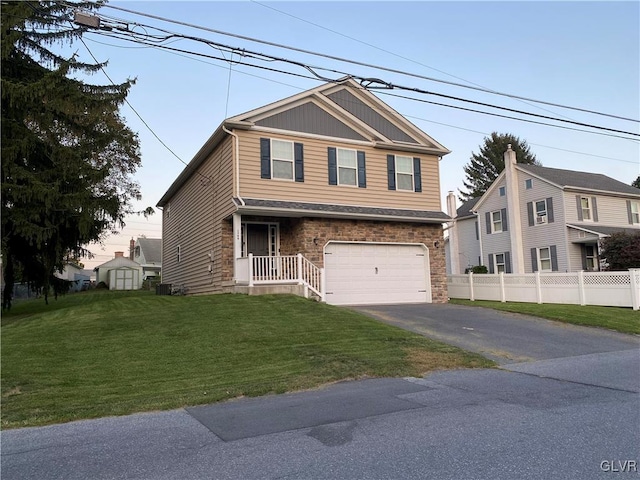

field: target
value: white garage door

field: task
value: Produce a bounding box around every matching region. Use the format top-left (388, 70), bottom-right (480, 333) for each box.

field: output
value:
top-left (324, 243), bottom-right (430, 305)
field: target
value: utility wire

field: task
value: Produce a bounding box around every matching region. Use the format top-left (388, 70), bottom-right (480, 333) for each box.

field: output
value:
top-left (99, 1), bottom-right (639, 124)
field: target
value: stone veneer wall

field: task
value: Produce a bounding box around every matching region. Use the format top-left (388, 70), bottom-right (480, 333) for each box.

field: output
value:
top-left (279, 217), bottom-right (448, 303)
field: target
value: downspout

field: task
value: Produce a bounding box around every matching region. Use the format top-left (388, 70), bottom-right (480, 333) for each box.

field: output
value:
top-left (222, 124), bottom-right (244, 207)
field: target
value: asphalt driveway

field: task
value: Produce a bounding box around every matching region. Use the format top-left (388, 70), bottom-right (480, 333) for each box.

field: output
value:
top-left (351, 303), bottom-right (640, 364)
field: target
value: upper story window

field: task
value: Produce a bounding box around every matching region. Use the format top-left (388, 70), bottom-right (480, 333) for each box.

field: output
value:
top-left (528, 197), bottom-right (554, 226)
top-left (260, 138), bottom-right (304, 182)
top-left (580, 196), bottom-right (592, 221)
top-left (535, 199), bottom-right (548, 224)
top-left (491, 210), bottom-right (503, 233)
top-left (387, 155), bottom-right (422, 192)
top-left (630, 201), bottom-right (640, 224)
top-left (525, 179), bottom-right (533, 189)
top-left (499, 186), bottom-right (506, 196)
top-left (337, 148), bottom-right (357, 186)
top-left (271, 139), bottom-right (294, 180)
top-left (134, 246), bottom-right (141, 258)
top-left (328, 147), bottom-right (366, 188)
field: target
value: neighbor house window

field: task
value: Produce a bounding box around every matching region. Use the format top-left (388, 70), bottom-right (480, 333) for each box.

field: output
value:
top-left (538, 247), bottom-right (552, 272)
top-left (271, 139), bottom-right (294, 180)
top-left (525, 179), bottom-right (533, 189)
top-left (535, 199), bottom-right (548, 224)
top-left (494, 253), bottom-right (506, 273)
top-left (337, 148), bottom-right (357, 186)
top-left (499, 186), bottom-right (506, 196)
top-left (395, 155), bottom-right (414, 191)
top-left (585, 245), bottom-right (597, 271)
top-left (580, 197), bottom-right (591, 221)
top-left (631, 201), bottom-right (640, 224)
top-left (491, 210), bottom-right (503, 233)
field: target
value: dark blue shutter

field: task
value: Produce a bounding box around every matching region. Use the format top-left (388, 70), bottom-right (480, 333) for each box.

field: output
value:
top-left (413, 157), bottom-right (422, 192)
top-left (505, 252), bottom-right (512, 274)
top-left (260, 138), bottom-right (271, 179)
top-left (547, 197), bottom-right (554, 223)
top-left (387, 155), bottom-right (396, 190)
top-left (591, 197), bottom-right (598, 222)
top-left (357, 151), bottom-right (366, 188)
top-left (485, 212), bottom-right (491, 234)
top-left (527, 202), bottom-right (534, 226)
top-left (294, 142), bottom-right (304, 182)
top-left (488, 254), bottom-right (494, 274)
top-left (327, 147), bottom-right (337, 185)
top-left (531, 248), bottom-right (538, 272)
top-left (550, 245), bottom-right (558, 271)
top-left (501, 208), bottom-right (508, 231)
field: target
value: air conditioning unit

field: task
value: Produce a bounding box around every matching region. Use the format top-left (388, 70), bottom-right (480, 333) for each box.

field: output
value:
top-left (536, 215), bottom-right (547, 224)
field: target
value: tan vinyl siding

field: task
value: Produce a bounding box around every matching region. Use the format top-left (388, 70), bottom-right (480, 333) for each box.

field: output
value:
top-left (237, 130), bottom-right (442, 211)
top-left (162, 136), bottom-right (235, 294)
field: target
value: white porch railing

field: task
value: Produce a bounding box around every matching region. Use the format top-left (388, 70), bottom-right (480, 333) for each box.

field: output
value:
top-left (448, 269), bottom-right (640, 310)
top-left (236, 254), bottom-right (324, 300)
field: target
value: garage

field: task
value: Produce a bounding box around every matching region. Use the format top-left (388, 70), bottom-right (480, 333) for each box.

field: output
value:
top-left (324, 242), bottom-right (431, 305)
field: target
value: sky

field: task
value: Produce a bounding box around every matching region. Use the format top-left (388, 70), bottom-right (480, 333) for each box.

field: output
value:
top-left (67, 1), bottom-right (640, 269)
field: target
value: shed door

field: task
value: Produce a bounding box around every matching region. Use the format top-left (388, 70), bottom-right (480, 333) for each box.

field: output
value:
top-left (324, 243), bottom-right (430, 305)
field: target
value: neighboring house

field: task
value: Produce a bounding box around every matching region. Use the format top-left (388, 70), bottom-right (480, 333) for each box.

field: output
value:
top-left (445, 194), bottom-right (481, 274)
top-left (448, 145), bottom-right (640, 274)
top-left (157, 78), bottom-right (452, 305)
top-left (94, 252), bottom-right (143, 290)
top-left (55, 262), bottom-right (90, 292)
top-left (130, 237), bottom-right (162, 280)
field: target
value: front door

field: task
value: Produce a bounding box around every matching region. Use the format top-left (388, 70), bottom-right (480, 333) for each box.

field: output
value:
top-left (246, 224), bottom-right (270, 256)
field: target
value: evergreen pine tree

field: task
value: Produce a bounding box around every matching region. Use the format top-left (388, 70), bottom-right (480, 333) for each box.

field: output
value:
top-left (459, 132), bottom-right (540, 201)
top-left (2, 1), bottom-right (143, 308)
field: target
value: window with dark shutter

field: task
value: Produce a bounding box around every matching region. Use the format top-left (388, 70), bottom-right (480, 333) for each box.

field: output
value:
top-left (294, 142), bottom-right (304, 182)
top-left (387, 155), bottom-right (396, 190)
top-left (357, 151), bottom-right (366, 188)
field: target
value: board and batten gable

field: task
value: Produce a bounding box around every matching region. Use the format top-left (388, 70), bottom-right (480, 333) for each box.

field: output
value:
top-left (161, 136), bottom-right (235, 294)
top-left (237, 129), bottom-right (443, 212)
top-left (517, 169), bottom-right (568, 273)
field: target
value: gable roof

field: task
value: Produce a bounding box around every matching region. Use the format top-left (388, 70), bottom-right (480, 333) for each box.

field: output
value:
top-left (518, 164), bottom-right (640, 196)
top-left (158, 78), bottom-right (450, 207)
top-left (94, 256), bottom-right (140, 271)
top-left (137, 238), bottom-right (162, 264)
top-left (456, 198), bottom-right (480, 219)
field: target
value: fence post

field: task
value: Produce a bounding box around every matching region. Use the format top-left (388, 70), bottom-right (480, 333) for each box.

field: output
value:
top-left (297, 253), bottom-right (303, 285)
top-left (248, 253), bottom-right (254, 287)
top-left (630, 269), bottom-right (640, 311)
top-left (499, 272), bottom-right (506, 302)
top-left (535, 271), bottom-right (542, 304)
top-left (578, 270), bottom-right (586, 306)
top-left (468, 272), bottom-right (474, 301)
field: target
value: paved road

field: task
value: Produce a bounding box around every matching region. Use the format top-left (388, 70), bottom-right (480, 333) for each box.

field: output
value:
top-left (3, 304), bottom-right (639, 480)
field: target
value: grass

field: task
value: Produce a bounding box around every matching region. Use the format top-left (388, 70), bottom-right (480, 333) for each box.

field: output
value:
top-left (1, 290), bottom-right (493, 429)
top-left (449, 298), bottom-right (640, 335)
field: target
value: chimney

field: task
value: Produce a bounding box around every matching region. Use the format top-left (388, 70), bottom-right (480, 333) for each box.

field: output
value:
top-left (129, 238), bottom-right (135, 260)
top-left (446, 191), bottom-right (457, 219)
top-left (115, 251), bottom-right (124, 258)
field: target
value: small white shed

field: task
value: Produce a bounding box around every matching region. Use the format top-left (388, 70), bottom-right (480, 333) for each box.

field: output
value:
top-left (94, 252), bottom-right (143, 290)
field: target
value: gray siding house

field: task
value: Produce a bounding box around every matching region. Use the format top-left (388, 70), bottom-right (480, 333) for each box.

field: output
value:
top-left (448, 145), bottom-right (640, 274)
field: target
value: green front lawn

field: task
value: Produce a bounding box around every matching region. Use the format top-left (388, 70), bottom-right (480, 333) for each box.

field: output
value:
top-left (2, 291), bottom-right (492, 428)
top-left (449, 299), bottom-right (640, 335)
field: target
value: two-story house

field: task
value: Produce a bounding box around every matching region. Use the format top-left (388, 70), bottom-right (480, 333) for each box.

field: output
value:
top-left (448, 145), bottom-right (640, 274)
top-left (157, 78), bottom-right (452, 305)
top-left (129, 237), bottom-right (162, 280)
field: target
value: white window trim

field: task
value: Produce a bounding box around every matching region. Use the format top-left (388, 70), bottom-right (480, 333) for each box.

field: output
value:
top-left (494, 253), bottom-right (506, 273)
top-left (632, 201), bottom-right (640, 224)
top-left (525, 179), bottom-right (533, 189)
top-left (537, 247), bottom-right (552, 272)
top-left (534, 199), bottom-right (548, 225)
top-left (491, 210), bottom-right (503, 234)
top-left (580, 196), bottom-right (592, 222)
top-left (395, 155), bottom-right (414, 191)
top-left (499, 186), bottom-right (506, 197)
top-left (336, 147), bottom-right (358, 187)
top-left (271, 139), bottom-right (294, 181)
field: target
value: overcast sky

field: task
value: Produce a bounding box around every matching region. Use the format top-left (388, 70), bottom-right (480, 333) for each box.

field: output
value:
top-left (71, 1), bottom-right (639, 269)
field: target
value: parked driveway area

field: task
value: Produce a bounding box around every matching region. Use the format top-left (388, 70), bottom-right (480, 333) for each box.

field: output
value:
top-left (352, 303), bottom-right (640, 364)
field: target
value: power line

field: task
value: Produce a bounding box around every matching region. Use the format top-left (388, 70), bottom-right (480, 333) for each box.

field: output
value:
top-left (98, 1), bottom-right (639, 124)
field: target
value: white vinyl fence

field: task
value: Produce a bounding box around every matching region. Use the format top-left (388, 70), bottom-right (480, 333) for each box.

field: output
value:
top-left (448, 270), bottom-right (640, 310)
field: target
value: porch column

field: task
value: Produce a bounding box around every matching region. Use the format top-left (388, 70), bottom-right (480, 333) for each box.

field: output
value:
top-left (232, 213), bottom-right (242, 281)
